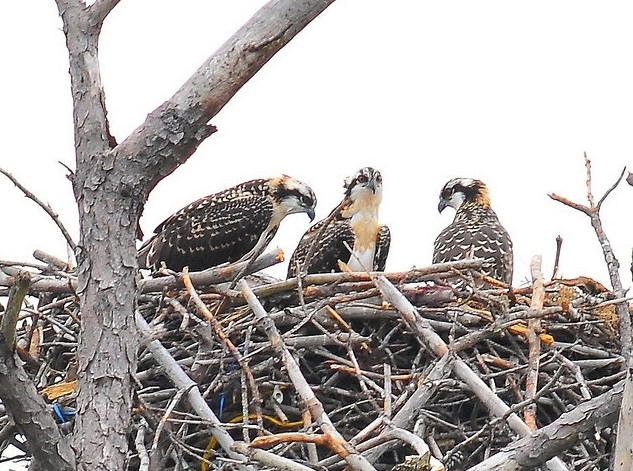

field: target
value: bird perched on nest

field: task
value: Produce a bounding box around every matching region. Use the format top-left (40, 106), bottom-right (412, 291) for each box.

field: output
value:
top-left (138, 176), bottom-right (316, 272)
top-left (287, 167), bottom-right (390, 277)
top-left (432, 178), bottom-right (513, 286)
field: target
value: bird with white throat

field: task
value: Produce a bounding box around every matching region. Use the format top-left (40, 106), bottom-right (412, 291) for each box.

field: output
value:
top-left (287, 167), bottom-right (390, 277)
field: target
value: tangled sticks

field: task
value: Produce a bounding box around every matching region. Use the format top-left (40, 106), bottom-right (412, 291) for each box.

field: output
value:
top-left (0, 251), bottom-right (624, 471)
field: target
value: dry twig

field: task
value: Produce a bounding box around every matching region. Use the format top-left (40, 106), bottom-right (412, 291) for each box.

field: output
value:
top-left (524, 255), bottom-right (544, 429)
top-left (0, 252), bottom-right (624, 470)
top-left (0, 166), bottom-right (77, 253)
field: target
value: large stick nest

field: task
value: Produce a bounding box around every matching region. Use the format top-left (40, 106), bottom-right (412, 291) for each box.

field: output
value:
top-left (0, 255), bottom-right (624, 471)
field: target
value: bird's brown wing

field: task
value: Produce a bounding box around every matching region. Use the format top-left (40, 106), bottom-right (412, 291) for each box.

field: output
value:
top-left (433, 217), bottom-right (513, 285)
top-left (287, 219), bottom-right (355, 277)
top-left (479, 223), bottom-right (513, 285)
top-left (432, 219), bottom-right (468, 265)
top-left (373, 224), bottom-right (391, 271)
top-left (141, 193), bottom-right (273, 272)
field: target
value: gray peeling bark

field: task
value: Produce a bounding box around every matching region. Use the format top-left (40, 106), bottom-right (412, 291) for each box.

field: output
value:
top-left (55, 2), bottom-right (139, 469)
top-left (49, 1), bottom-right (335, 470)
top-left (118, 0), bottom-right (337, 198)
top-left (468, 379), bottom-right (624, 471)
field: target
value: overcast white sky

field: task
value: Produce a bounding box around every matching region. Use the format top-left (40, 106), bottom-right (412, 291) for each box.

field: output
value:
top-left (2, 1), bottom-right (633, 287)
top-left (1, 1), bottom-right (633, 468)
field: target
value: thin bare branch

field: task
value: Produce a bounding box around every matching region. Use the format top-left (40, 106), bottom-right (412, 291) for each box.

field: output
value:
top-left (596, 166), bottom-right (627, 211)
top-left (0, 167), bottom-right (77, 252)
top-left (584, 153), bottom-right (596, 208)
top-left (547, 192), bottom-right (591, 215)
top-left (549, 157), bottom-right (631, 358)
top-left (551, 235), bottom-right (563, 280)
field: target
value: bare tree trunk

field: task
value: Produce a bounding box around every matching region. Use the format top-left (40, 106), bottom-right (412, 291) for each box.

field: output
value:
top-left (51, 1), bottom-right (336, 470)
top-left (54, 2), bottom-right (138, 469)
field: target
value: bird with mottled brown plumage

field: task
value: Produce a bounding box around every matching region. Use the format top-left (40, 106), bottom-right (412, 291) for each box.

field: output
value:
top-left (287, 167), bottom-right (390, 277)
top-left (432, 178), bottom-right (513, 286)
top-left (138, 176), bottom-right (316, 272)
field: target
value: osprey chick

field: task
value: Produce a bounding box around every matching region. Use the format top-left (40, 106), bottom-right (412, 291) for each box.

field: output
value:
top-left (287, 167), bottom-right (390, 277)
top-left (138, 176), bottom-right (316, 272)
top-left (432, 178), bottom-right (513, 285)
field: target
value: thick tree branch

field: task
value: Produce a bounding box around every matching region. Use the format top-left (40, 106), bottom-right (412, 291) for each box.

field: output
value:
top-left (52, 1), bottom-right (147, 469)
top-left (116, 0), bottom-right (336, 197)
top-left (49, 1), bottom-right (337, 470)
top-left (467, 379), bottom-right (624, 470)
top-left (55, 0), bottom-right (112, 171)
top-left (89, 0), bottom-right (121, 24)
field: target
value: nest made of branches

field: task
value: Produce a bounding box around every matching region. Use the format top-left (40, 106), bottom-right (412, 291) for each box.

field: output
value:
top-left (0, 253), bottom-right (626, 471)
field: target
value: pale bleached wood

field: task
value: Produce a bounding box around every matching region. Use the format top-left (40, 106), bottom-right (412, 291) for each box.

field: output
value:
top-left (524, 255), bottom-right (544, 429)
top-left (468, 379), bottom-right (624, 471)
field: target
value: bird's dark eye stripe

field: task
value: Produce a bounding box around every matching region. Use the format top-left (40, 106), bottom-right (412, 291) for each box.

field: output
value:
top-left (279, 188), bottom-right (314, 206)
top-left (442, 183), bottom-right (479, 201)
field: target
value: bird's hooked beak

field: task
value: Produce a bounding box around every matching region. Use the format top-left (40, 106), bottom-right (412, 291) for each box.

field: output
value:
top-left (438, 198), bottom-right (448, 213)
top-left (306, 207), bottom-right (316, 221)
top-left (366, 179), bottom-right (377, 194)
